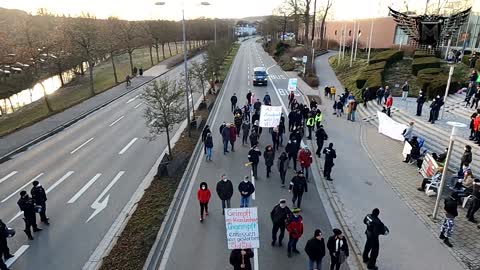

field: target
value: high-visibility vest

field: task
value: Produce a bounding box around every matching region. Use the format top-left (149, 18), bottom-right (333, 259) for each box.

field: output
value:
top-left (315, 113), bottom-right (322, 123)
top-left (306, 117), bottom-right (315, 127)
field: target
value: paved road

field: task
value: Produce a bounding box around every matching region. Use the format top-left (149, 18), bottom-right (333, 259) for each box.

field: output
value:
top-left (0, 55), bottom-right (203, 270)
top-left (313, 52), bottom-right (465, 270)
top-left (160, 39), bottom-right (344, 269)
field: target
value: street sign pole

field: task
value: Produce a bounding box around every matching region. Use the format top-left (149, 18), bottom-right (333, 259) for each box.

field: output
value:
top-left (440, 66), bottom-right (454, 120)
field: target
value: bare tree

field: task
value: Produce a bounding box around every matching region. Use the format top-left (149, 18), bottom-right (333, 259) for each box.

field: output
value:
top-left (319, 0), bottom-right (333, 48)
top-left (116, 20), bottom-right (143, 74)
top-left (141, 79), bottom-right (187, 158)
top-left (284, 0), bottom-right (304, 45)
top-left (303, 0), bottom-right (312, 48)
top-left (103, 17), bottom-right (123, 84)
top-left (189, 61), bottom-right (208, 101)
top-left (180, 71), bottom-right (197, 118)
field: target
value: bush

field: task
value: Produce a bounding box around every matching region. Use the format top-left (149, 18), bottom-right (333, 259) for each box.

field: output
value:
top-left (274, 42), bottom-right (290, 57)
top-left (356, 69), bottom-right (383, 90)
top-left (412, 57), bottom-right (441, 76)
top-left (417, 72), bottom-right (461, 99)
top-left (369, 50), bottom-right (404, 65)
top-left (304, 74), bottom-right (320, 87)
top-left (279, 60), bottom-right (295, 71)
top-left (417, 67), bottom-right (442, 76)
top-left (365, 61), bottom-right (386, 72)
top-left (413, 50), bottom-right (432, 59)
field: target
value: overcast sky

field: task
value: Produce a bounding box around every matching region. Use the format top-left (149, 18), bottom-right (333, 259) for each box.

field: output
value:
top-left (0, 0), bottom-right (436, 21)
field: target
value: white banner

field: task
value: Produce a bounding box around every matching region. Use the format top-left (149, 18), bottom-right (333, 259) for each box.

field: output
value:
top-left (259, 105), bottom-right (282, 127)
top-left (402, 141), bottom-right (413, 159)
top-left (225, 207), bottom-right (260, 249)
top-left (377, 111), bottom-right (407, 141)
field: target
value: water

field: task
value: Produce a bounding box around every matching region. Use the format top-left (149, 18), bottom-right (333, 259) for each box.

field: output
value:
top-left (0, 65), bottom-right (83, 115)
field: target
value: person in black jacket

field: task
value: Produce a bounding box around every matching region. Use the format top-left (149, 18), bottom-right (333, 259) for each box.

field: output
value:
top-left (246, 91), bottom-right (252, 105)
top-left (315, 125), bottom-right (328, 157)
top-left (279, 115), bottom-right (286, 145)
top-left (416, 93), bottom-right (425, 116)
top-left (278, 152), bottom-right (288, 187)
top-left (31, 181), bottom-right (49, 224)
top-left (288, 111), bottom-right (296, 132)
top-left (238, 176), bottom-right (255, 208)
top-left (327, 229), bottom-right (349, 270)
top-left (305, 229), bottom-right (326, 270)
top-left (17, 191), bottom-right (41, 240)
top-left (363, 208), bottom-right (389, 270)
top-left (323, 143), bottom-right (337, 181)
top-left (264, 145), bottom-right (275, 178)
top-left (466, 180), bottom-right (480, 223)
top-left (201, 125), bottom-right (211, 154)
top-left (286, 140), bottom-right (299, 171)
top-left (248, 145), bottom-right (262, 178)
top-left (231, 93), bottom-right (238, 112)
top-left (440, 194), bottom-right (459, 247)
top-left (460, 145), bottom-right (473, 170)
top-left (289, 171), bottom-right (308, 208)
top-left (241, 120), bottom-right (251, 146)
top-left (205, 133), bottom-right (214, 161)
top-left (271, 199), bottom-right (292, 247)
top-left (0, 219), bottom-right (13, 264)
top-left (230, 249), bottom-right (254, 270)
top-left (216, 174), bottom-right (234, 214)
top-left (249, 129), bottom-right (258, 148)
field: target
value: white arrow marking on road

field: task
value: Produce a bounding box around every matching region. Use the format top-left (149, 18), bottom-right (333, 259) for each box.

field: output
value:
top-left (109, 116), bottom-right (125, 127)
top-left (134, 103), bottom-right (143, 109)
top-left (119, 138), bottom-right (138, 155)
top-left (8, 171), bottom-right (75, 224)
top-left (5, 245), bottom-right (29, 268)
top-left (251, 170), bottom-right (255, 200)
top-left (86, 171), bottom-right (125, 223)
top-left (126, 95), bottom-right (139, 104)
top-left (70, 137), bottom-right (94, 154)
top-left (1, 173), bottom-right (43, 203)
top-left (0, 171), bottom-right (17, 184)
top-left (68, 173), bottom-right (102, 204)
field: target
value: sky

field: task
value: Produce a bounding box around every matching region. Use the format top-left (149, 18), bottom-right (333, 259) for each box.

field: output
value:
top-left (0, 0), bottom-right (427, 21)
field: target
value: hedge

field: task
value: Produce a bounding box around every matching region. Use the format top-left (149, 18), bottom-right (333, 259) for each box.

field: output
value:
top-left (356, 69), bottom-right (383, 90)
top-left (412, 57), bottom-right (441, 76)
top-left (413, 51), bottom-right (432, 59)
top-left (417, 73), bottom-right (461, 99)
top-left (369, 50), bottom-right (404, 65)
top-left (365, 61), bottom-right (386, 72)
top-left (417, 67), bottom-right (442, 76)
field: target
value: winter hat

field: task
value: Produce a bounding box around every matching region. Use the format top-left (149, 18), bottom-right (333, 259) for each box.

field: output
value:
top-left (33, 181), bottom-right (39, 186)
top-left (372, 208), bottom-right (380, 217)
top-left (314, 229), bottom-right (322, 237)
top-left (297, 170), bottom-right (304, 175)
top-left (333, 228), bottom-right (342, 236)
top-left (279, 199), bottom-right (287, 204)
top-left (20, 190), bottom-right (27, 197)
top-left (292, 208), bottom-right (301, 214)
top-left (244, 176), bottom-right (249, 181)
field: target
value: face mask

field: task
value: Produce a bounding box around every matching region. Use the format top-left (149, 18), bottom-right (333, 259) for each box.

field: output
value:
top-left (223, 178), bottom-right (227, 182)
top-left (280, 204), bottom-right (285, 208)
top-left (201, 186), bottom-right (206, 190)
top-left (244, 180), bottom-right (248, 183)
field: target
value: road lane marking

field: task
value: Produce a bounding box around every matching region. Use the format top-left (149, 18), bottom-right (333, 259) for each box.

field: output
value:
top-left (5, 245), bottom-right (29, 268)
top-left (8, 171), bottom-right (76, 224)
top-left (134, 103), bottom-right (142, 109)
top-left (86, 171), bottom-right (125, 223)
top-left (109, 116), bottom-right (125, 127)
top-left (126, 95), bottom-right (139, 104)
top-left (119, 138), bottom-right (138, 155)
top-left (70, 137), bottom-right (94, 154)
top-left (0, 171), bottom-right (17, 184)
top-left (1, 173), bottom-right (44, 203)
top-left (68, 173), bottom-right (102, 204)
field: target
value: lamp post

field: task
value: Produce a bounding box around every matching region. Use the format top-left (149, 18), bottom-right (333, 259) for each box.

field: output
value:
top-left (440, 65), bottom-right (455, 120)
top-left (432, 121), bottom-right (467, 220)
top-left (155, 1), bottom-right (211, 137)
top-left (367, 18), bottom-right (373, 63)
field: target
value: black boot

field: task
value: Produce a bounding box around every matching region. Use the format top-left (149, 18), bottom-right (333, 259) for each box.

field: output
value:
top-left (24, 229), bottom-right (34, 240)
top-left (444, 238), bottom-right (453, 247)
top-left (439, 232), bottom-right (446, 240)
top-left (33, 227), bottom-right (42, 232)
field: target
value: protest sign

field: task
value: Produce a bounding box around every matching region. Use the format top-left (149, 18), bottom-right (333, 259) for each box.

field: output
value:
top-left (225, 207), bottom-right (260, 250)
top-left (377, 111), bottom-right (407, 141)
top-left (259, 105), bottom-right (282, 127)
top-left (287, 78), bottom-right (298, 92)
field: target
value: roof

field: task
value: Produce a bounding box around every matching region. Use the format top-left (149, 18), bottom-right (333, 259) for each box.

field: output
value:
top-left (253, 67), bottom-right (266, 72)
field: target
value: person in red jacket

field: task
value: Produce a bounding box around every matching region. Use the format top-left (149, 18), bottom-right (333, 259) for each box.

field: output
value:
top-left (287, 208), bottom-right (304, 258)
top-left (385, 94), bottom-right (393, 117)
top-left (474, 114), bottom-right (480, 142)
top-left (298, 147), bottom-right (313, 180)
top-left (229, 123), bottom-right (237, 152)
top-left (197, 182), bottom-right (211, 222)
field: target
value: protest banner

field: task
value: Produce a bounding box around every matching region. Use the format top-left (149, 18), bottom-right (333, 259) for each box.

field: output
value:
top-left (225, 207), bottom-right (260, 250)
top-left (259, 105), bottom-right (282, 128)
top-left (420, 153), bottom-right (439, 178)
top-left (377, 111), bottom-right (407, 141)
top-left (287, 78), bottom-right (298, 92)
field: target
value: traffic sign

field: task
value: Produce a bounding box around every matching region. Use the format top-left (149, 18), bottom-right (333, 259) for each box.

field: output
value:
top-left (287, 78), bottom-right (298, 92)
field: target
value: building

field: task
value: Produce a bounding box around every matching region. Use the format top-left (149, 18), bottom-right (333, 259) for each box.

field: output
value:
top-left (235, 23), bottom-right (257, 36)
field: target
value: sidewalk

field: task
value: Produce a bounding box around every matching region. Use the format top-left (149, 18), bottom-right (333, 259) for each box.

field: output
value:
top-left (310, 52), bottom-right (466, 270)
top-left (0, 53), bottom-right (185, 159)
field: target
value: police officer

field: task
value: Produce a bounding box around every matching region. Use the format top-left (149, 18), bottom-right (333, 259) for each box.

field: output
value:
top-left (315, 125), bottom-right (328, 158)
top-left (17, 191), bottom-right (41, 240)
top-left (322, 143), bottom-right (337, 181)
top-left (31, 180), bottom-right (49, 225)
top-left (270, 199), bottom-right (292, 247)
top-left (306, 112), bottom-right (315, 140)
top-left (0, 219), bottom-right (13, 263)
top-left (362, 208), bottom-right (389, 270)
top-left (315, 109), bottom-right (323, 129)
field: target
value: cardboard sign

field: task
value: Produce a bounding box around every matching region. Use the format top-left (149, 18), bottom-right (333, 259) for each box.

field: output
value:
top-left (420, 153), bottom-right (439, 178)
top-left (402, 141), bottom-right (412, 159)
top-left (259, 105), bottom-right (282, 127)
top-left (225, 208), bottom-right (260, 249)
top-left (287, 78), bottom-right (298, 92)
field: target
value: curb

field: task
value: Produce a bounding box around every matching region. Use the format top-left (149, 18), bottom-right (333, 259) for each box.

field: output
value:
top-left (0, 52), bottom-right (204, 164)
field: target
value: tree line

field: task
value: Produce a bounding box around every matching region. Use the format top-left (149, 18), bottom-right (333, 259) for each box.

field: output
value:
top-left (0, 8), bottom-right (233, 114)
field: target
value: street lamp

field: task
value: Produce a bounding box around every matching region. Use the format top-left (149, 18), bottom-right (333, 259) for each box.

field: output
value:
top-left (440, 65), bottom-right (455, 120)
top-left (432, 121), bottom-right (467, 220)
top-left (155, 1), bottom-right (211, 137)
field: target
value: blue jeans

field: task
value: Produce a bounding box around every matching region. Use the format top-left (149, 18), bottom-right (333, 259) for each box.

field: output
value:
top-left (240, 196), bottom-right (250, 208)
top-left (309, 258), bottom-right (322, 270)
top-left (206, 147), bottom-right (212, 160)
top-left (223, 140), bottom-right (229, 154)
top-left (351, 111), bottom-right (356, 122)
top-left (302, 166), bottom-right (309, 180)
top-left (287, 237), bottom-right (298, 253)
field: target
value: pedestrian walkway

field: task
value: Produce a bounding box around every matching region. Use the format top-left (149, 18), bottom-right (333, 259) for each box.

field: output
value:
top-left (0, 53), bottom-right (186, 158)
top-left (312, 52), bottom-right (466, 270)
